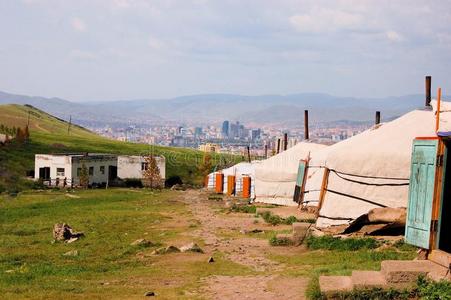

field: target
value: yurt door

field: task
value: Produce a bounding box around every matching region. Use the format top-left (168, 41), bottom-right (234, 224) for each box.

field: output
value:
top-left (405, 139), bottom-right (439, 249)
top-left (293, 160), bottom-right (308, 203)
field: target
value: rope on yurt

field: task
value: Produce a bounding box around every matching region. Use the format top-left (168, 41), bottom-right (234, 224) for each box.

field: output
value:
top-left (317, 214), bottom-right (354, 221)
top-left (330, 170), bottom-right (410, 187)
top-left (326, 189), bottom-right (388, 208)
top-left (308, 165), bottom-right (409, 181)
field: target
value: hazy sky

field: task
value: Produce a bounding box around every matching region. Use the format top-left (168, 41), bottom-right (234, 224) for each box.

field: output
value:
top-left (1, 0), bottom-right (451, 101)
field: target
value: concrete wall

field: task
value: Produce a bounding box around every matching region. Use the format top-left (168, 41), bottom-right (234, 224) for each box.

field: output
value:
top-left (71, 155), bottom-right (117, 185)
top-left (35, 154), bottom-right (117, 186)
top-left (117, 155), bottom-right (166, 180)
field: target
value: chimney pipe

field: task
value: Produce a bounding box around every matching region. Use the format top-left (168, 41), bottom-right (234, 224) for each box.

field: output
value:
top-left (425, 76), bottom-right (432, 107)
top-left (304, 110), bottom-right (309, 140)
top-left (283, 133), bottom-right (288, 151)
top-left (375, 111), bottom-right (381, 125)
top-left (247, 146), bottom-right (251, 163)
top-left (264, 144), bottom-right (268, 159)
top-left (276, 138), bottom-right (281, 154)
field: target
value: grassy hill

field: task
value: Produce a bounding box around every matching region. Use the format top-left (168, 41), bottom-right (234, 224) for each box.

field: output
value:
top-left (0, 104), bottom-right (240, 192)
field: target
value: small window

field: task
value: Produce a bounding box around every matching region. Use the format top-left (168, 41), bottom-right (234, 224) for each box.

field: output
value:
top-left (100, 166), bottom-right (105, 175)
top-left (141, 162), bottom-right (148, 171)
top-left (77, 168), bottom-right (81, 176)
top-left (56, 168), bottom-right (65, 177)
top-left (89, 166), bottom-right (94, 176)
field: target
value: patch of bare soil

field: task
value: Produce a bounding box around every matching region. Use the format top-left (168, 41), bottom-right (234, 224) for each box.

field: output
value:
top-left (179, 189), bottom-right (309, 299)
top-left (201, 275), bottom-right (308, 300)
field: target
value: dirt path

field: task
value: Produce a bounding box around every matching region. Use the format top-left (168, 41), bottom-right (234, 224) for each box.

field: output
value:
top-left (179, 189), bottom-right (308, 300)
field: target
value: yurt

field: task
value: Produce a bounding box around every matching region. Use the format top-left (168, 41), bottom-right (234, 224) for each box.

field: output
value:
top-left (254, 142), bottom-right (327, 206)
top-left (314, 102), bottom-right (451, 228)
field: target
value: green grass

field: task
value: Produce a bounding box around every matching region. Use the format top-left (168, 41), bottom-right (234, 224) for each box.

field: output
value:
top-left (306, 235), bottom-right (380, 251)
top-left (0, 189), bottom-right (255, 299)
top-left (0, 104), bottom-right (242, 192)
top-left (229, 204), bottom-right (257, 214)
top-left (259, 211), bottom-right (301, 226)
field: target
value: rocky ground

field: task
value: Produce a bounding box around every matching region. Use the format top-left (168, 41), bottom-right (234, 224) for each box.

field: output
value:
top-left (179, 189), bottom-right (309, 299)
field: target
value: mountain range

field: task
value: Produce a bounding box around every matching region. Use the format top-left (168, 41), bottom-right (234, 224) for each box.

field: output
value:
top-left (0, 90), bottom-right (429, 127)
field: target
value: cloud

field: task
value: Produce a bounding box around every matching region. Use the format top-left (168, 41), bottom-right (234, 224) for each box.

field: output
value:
top-left (386, 30), bottom-right (403, 42)
top-left (69, 49), bottom-right (96, 61)
top-left (290, 8), bottom-right (363, 33)
top-left (71, 17), bottom-right (87, 32)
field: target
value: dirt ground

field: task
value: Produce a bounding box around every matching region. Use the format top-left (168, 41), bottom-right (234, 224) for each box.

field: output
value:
top-left (179, 189), bottom-right (309, 300)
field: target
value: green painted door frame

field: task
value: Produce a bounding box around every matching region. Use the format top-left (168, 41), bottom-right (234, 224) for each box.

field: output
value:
top-left (405, 139), bottom-right (439, 249)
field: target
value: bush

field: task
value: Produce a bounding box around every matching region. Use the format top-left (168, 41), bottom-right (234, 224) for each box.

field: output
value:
top-left (230, 204), bottom-right (256, 214)
top-left (259, 211), bottom-right (300, 226)
top-left (124, 178), bottom-right (144, 188)
top-left (165, 176), bottom-right (183, 188)
top-left (306, 235), bottom-right (379, 251)
top-left (269, 235), bottom-right (293, 246)
top-left (417, 275), bottom-right (451, 300)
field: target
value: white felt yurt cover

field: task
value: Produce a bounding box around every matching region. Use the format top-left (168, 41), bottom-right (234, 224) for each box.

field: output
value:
top-left (254, 142), bottom-right (327, 206)
top-left (316, 102), bottom-right (451, 228)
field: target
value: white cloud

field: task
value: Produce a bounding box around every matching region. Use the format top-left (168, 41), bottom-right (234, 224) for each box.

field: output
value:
top-left (290, 8), bottom-right (363, 33)
top-left (69, 49), bottom-right (96, 61)
top-left (71, 17), bottom-right (87, 32)
top-left (147, 37), bottom-right (164, 50)
top-left (386, 30), bottom-right (403, 42)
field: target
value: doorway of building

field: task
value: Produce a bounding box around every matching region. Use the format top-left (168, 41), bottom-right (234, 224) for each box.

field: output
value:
top-left (39, 167), bottom-right (50, 180)
top-left (439, 141), bottom-right (451, 253)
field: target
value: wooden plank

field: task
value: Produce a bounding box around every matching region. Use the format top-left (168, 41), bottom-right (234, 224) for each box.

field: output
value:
top-left (317, 168), bottom-right (330, 217)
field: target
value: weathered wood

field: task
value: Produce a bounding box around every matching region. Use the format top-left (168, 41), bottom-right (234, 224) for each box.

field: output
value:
top-left (283, 133), bottom-right (288, 151)
top-left (375, 111), bottom-right (381, 125)
top-left (426, 76), bottom-right (432, 107)
top-left (317, 168), bottom-right (330, 217)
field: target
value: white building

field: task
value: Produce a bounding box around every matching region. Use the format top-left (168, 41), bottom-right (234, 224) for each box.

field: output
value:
top-left (35, 153), bottom-right (118, 187)
top-left (117, 155), bottom-right (166, 180)
top-left (34, 153), bottom-right (165, 187)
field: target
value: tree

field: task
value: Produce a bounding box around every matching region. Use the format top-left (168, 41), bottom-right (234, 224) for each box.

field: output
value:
top-left (79, 163), bottom-right (89, 188)
top-left (23, 125), bottom-right (30, 142)
top-left (198, 153), bottom-right (212, 178)
top-left (142, 155), bottom-right (162, 188)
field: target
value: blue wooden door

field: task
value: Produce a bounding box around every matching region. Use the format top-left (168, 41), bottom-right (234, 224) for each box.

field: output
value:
top-left (405, 139), bottom-right (439, 249)
top-left (293, 160), bottom-right (307, 203)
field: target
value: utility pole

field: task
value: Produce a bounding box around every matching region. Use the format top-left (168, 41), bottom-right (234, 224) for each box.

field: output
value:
top-left (67, 115), bottom-right (72, 135)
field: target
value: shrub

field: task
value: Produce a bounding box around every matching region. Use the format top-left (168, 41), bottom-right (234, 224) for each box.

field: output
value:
top-left (124, 178), bottom-right (143, 188)
top-left (259, 211), bottom-right (300, 226)
top-left (306, 235), bottom-right (379, 251)
top-left (269, 235), bottom-right (293, 246)
top-left (230, 204), bottom-right (257, 214)
top-left (165, 176), bottom-right (183, 188)
top-left (417, 275), bottom-right (451, 300)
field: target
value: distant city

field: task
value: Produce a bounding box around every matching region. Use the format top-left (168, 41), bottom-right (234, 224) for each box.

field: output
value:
top-left (89, 120), bottom-right (371, 157)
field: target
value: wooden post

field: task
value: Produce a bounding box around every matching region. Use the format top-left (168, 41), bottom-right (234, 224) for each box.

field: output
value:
top-left (436, 88), bottom-right (442, 132)
top-left (426, 76), bottom-right (432, 107)
top-left (283, 133), bottom-right (288, 151)
top-left (277, 138), bottom-right (281, 154)
top-left (304, 110), bottom-right (309, 140)
top-left (317, 168), bottom-right (330, 217)
top-left (375, 111), bottom-right (381, 125)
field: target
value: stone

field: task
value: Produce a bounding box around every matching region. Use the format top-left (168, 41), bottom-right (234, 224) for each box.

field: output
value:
top-left (152, 246), bottom-right (180, 255)
top-left (144, 291), bottom-right (156, 297)
top-left (130, 239), bottom-right (154, 247)
top-left (208, 256), bottom-right (215, 263)
top-left (180, 242), bottom-right (204, 253)
top-left (319, 276), bottom-right (353, 296)
top-left (66, 237), bottom-right (79, 244)
top-left (351, 271), bottom-right (386, 289)
top-left (381, 260), bottom-right (443, 284)
top-left (53, 223), bottom-right (84, 242)
top-left (63, 250), bottom-right (79, 257)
